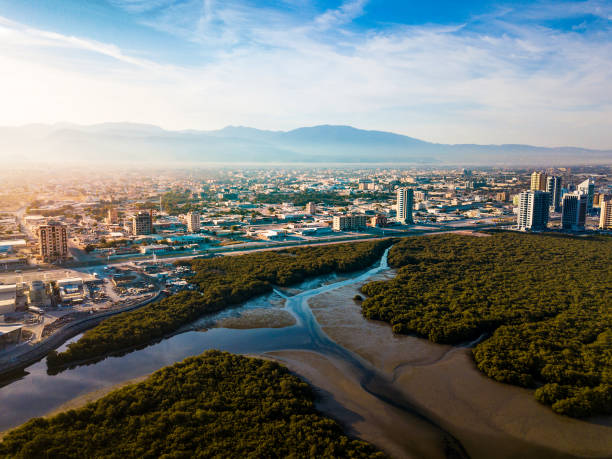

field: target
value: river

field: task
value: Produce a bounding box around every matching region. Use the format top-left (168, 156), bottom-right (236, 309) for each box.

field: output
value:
top-left (2, 248), bottom-right (609, 459)
top-left (0, 251), bottom-right (402, 428)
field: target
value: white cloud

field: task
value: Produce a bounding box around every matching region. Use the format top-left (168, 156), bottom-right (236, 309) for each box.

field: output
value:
top-left (0, 2), bottom-right (611, 149)
top-left (314, 0), bottom-right (368, 30)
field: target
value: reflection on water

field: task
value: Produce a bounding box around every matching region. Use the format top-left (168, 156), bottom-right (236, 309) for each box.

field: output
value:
top-left (0, 249), bottom-right (390, 432)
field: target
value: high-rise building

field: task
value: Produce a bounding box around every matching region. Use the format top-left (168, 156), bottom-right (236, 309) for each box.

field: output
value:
top-left (332, 215), bottom-right (368, 231)
top-left (593, 193), bottom-right (603, 208)
top-left (599, 200), bottom-right (612, 230)
top-left (305, 202), bottom-right (317, 215)
top-left (106, 208), bottom-right (118, 225)
top-left (396, 188), bottom-right (414, 224)
top-left (561, 192), bottom-right (587, 231)
top-left (517, 190), bottom-right (550, 231)
top-left (577, 178), bottom-right (595, 212)
top-left (546, 176), bottom-right (562, 212)
top-left (187, 212), bottom-right (200, 233)
top-left (132, 212), bottom-right (153, 236)
top-left (38, 221), bottom-right (69, 261)
top-left (530, 171), bottom-right (547, 191)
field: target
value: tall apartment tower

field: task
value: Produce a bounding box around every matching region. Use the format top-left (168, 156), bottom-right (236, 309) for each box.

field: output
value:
top-left (517, 190), bottom-right (550, 231)
top-left (530, 171), bottom-right (547, 191)
top-left (546, 176), bottom-right (562, 212)
top-left (577, 178), bottom-right (595, 212)
top-left (132, 212), bottom-right (153, 236)
top-left (396, 188), bottom-right (414, 224)
top-left (38, 221), bottom-right (69, 261)
top-left (187, 212), bottom-right (201, 233)
top-left (561, 192), bottom-right (587, 231)
top-left (599, 199), bottom-right (612, 230)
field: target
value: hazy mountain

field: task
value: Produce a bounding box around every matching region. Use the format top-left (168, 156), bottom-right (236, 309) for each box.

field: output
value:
top-left (0, 123), bottom-right (609, 165)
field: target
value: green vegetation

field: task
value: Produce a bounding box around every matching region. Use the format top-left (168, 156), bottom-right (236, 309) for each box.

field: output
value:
top-left (254, 191), bottom-right (351, 207)
top-left (2, 351), bottom-right (383, 458)
top-left (160, 190), bottom-right (202, 215)
top-left (48, 239), bottom-right (392, 368)
top-left (360, 233), bottom-right (612, 417)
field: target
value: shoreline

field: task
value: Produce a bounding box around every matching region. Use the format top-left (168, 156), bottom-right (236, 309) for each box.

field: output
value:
top-left (307, 275), bottom-right (612, 459)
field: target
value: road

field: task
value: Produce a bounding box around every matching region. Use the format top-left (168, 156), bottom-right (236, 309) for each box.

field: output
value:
top-left (0, 223), bottom-right (500, 285)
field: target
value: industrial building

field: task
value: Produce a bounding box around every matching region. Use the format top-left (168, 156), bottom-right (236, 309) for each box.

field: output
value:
top-left (0, 324), bottom-right (23, 350)
top-left (56, 278), bottom-right (85, 304)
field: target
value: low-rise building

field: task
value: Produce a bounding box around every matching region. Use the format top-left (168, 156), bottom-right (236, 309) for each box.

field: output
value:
top-left (56, 278), bottom-right (85, 304)
top-left (0, 284), bottom-right (17, 315)
top-left (0, 324), bottom-right (23, 349)
top-left (332, 214), bottom-right (368, 231)
top-left (368, 215), bottom-right (388, 227)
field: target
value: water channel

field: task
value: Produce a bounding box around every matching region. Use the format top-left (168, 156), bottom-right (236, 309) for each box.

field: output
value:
top-left (0, 249), bottom-right (468, 457)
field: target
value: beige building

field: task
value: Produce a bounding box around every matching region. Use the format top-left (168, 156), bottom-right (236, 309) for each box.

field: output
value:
top-left (600, 200), bottom-right (612, 230)
top-left (496, 191), bottom-right (510, 202)
top-left (187, 212), bottom-right (201, 233)
top-left (38, 221), bottom-right (68, 261)
top-left (106, 208), bottom-right (118, 225)
top-left (332, 215), bottom-right (368, 231)
top-left (530, 171), bottom-right (547, 191)
top-left (132, 211), bottom-right (153, 235)
top-left (305, 202), bottom-right (317, 215)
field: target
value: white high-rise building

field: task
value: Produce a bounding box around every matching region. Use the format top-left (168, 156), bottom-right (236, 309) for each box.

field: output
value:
top-left (396, 188), bottom-right (414, 224)
top-left (561, 192), bottom-right (587, 231)
top-left (517, 190), bottom-right (550, 231)
top-left (577, 178), bottom-right (595, 212)
top-left (187, 212), bottom-right (201, 233)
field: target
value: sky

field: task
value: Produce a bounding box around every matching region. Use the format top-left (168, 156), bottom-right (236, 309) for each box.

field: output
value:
top-left (0, 0), bottom-right (611, 148)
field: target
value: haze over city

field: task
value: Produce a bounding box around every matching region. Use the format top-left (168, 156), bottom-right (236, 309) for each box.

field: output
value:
top-left (0, 2), bottom-right (611, 459)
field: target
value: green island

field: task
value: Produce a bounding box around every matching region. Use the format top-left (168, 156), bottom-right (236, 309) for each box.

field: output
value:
top-left (48, 239), bottom-right (393, 368)
top-left (360, 232), bottom-right (612, 418)
top-left (1, 351), bottom-right (383, 458)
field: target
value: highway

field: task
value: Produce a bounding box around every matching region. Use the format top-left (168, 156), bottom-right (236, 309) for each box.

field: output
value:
top-left (0, 221), bottom-right (502, 285)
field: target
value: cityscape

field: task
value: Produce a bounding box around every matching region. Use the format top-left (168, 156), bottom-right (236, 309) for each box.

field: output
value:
top-left (0, 1), bottom-right (611, 458)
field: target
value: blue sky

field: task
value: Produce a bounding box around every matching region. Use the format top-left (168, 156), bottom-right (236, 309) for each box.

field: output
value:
top-left (0, 0), bottom-right (611, 148)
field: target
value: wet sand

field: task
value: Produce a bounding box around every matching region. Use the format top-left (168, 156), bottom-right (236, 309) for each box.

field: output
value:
top-left (266, 349), bottom-right (449, 459)
top-left (307, 274), bottom-right (612, 459)
top-left (215, 308), bottom-right (296, 329)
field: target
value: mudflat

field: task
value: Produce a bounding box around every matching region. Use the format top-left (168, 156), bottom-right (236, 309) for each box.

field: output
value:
top-left (307, 273), bottom-right (612, 459)
top-left (215, 308), bottom-right (296, 329)
top-left (266, 349), bottom-right (450, 459)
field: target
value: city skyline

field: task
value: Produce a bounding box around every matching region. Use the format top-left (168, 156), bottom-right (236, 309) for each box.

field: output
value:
top-left (1, 0), bottom-right (611, 149)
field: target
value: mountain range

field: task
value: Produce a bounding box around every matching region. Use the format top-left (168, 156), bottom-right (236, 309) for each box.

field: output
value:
top-left (0, 123), bottom-right (610, 165)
